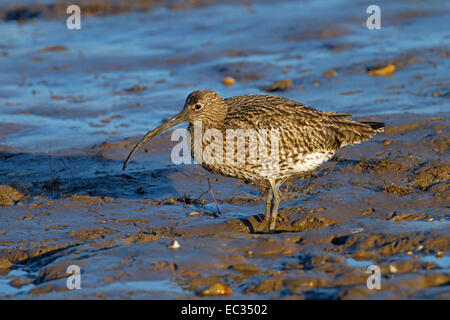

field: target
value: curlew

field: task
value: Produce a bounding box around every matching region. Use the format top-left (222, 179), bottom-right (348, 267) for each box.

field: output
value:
top-left (123, 90), bottom-right (384, 233)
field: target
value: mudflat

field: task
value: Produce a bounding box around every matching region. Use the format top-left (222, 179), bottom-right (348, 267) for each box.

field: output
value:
top-left (0, 0), bottom-right (448, 299)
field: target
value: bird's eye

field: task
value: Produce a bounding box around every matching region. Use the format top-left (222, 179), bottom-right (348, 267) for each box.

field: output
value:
top-left (195, 104), bottom-right (202, 110)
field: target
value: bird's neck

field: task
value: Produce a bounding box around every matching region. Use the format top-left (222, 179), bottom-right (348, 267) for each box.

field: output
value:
top-left (202, 102), bottom-right (229, 130)
top-left (188, 117), bottom-right (223, 136)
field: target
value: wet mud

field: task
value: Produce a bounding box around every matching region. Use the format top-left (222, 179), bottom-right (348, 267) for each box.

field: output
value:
top-left (0, 0), bottom-right (449, 299)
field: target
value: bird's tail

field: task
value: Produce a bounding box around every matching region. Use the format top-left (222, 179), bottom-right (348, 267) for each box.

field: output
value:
top-left (360, 121), bottom-right (385, 133)
top-left (332, 120), bottom-right (385, 147)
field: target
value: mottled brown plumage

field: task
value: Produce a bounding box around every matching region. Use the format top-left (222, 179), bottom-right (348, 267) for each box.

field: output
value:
top-left (123, 90), bottom-right (384, 233)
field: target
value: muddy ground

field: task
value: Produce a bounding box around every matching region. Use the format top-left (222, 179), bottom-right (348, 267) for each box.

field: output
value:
top-left (0, 0), bottom-right (449, 299)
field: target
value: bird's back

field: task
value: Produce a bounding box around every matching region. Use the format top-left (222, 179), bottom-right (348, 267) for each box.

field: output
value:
top-left (224, 94), bottom-right (383, 152)
top-left (197, 94), bottom-right (383, 182)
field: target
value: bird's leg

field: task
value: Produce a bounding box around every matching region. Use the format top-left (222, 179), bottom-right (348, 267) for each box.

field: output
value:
top-left (268, 181), bottom-right (281, 233)
top-left (265, 187), bottom-right (273, 221)
top-left (253, 186), bottom-right (273, 233)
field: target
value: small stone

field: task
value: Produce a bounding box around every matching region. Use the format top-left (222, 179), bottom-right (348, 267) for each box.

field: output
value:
top-left (368, 63), bottom-right (396, 76)
top-left (198, 283), bottom-right (232, 296)
top-left (168, 240), bottom-right (180, 249)
top-left (323, 70), bottom-right (337, 77)
top-left (389, 264), bottom-right (398, 273)
top-left (223, 77), bottom-right (235, 86)
top-left (351, 228), bottom-right (364, 234)
top-left (382, 139), bottom-right (392, 146)
top-left (264, 79), bottom-right (292, 92)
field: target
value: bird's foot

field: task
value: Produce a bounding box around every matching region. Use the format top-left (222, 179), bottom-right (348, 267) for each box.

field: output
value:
top-left (268, 217), bottom-right (277, 234)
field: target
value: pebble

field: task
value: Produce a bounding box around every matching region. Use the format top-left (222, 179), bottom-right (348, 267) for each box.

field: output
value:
top-left (264, 79), bottom-right (292, 92)
top-left (198, 283), bottom-right (232, 296)
top-left (389, 264), bottom-right (398, 273)
top-left (223, 77), bottom-right (235, 86)
top-left (168, 240), bottom-right (180, 249)
top-left (368, 63), bottom-right (396, 76)
top-left (323, 70), bottom-right (337, 77)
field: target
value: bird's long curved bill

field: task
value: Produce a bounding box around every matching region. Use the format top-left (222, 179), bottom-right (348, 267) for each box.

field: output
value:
top-left (122, 111), bottom-right (187, 170)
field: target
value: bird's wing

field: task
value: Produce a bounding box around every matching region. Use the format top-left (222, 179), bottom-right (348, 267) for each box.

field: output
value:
top-left (224, 95), bottom-right (381, 152)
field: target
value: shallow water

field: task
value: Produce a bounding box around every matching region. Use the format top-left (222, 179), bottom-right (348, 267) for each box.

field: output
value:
top-left (0, 0), bottom-right (449, 153)
top-left (104, 279), bottom-right (185, 294)
top-left (0, 0), bottom-right (449, 300)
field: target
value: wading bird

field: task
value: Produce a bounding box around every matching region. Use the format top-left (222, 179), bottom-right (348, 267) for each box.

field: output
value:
top-left (123, 90), bottom-right (384, 233)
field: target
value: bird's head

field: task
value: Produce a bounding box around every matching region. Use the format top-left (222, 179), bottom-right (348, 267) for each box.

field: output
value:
top-left (122, 90), bottom-right (227, 170)
top-left (182, 90), bottom-right (227, 123)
